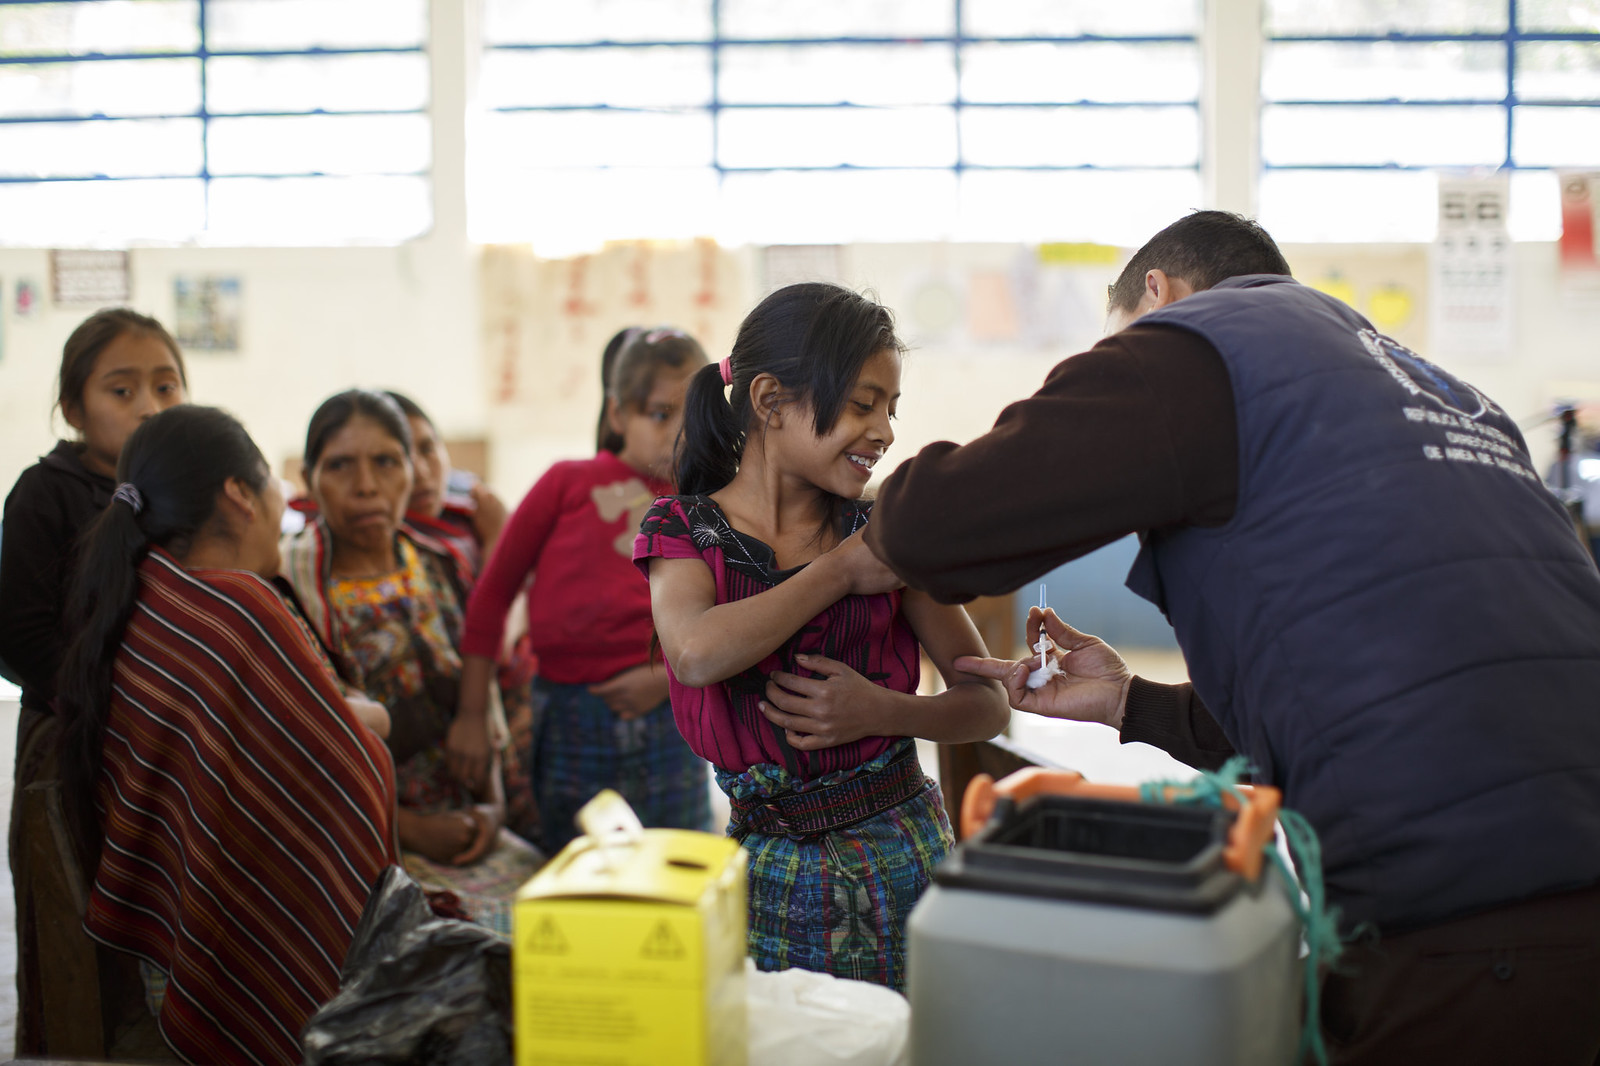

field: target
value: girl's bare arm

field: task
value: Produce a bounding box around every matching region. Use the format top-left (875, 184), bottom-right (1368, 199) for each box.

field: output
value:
top-left (883, 590), bottom-right (1011, 741)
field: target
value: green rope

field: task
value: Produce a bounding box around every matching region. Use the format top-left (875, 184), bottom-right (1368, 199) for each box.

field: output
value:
top-left (1138, 756), bottom-right (1342, 1066)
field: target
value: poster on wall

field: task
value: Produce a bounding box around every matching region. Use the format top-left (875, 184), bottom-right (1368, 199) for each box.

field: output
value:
top-left (51, 249), bottom-right (130, 305)
top-left (967, 270), bottom-right (1021, 343)
top-left (1284, 245), bottom-right (1429, 354)
top-left (481, 239), bottom-right (749, 418)
top-left (1557, 172), bottom-right (1600, 304)
top-left (1559, 171), bottom-right (1600, 273)
top-left (904, 271), bottom-right (965, 345)
top-left (15, 279), bottom-right (39, 318)
top-left (1429, 176), bottom-right (1514, 363)
top-left (173, 275), bottom-right (242, 352)
top-left (1016, 244), bottom-right (1121, 351)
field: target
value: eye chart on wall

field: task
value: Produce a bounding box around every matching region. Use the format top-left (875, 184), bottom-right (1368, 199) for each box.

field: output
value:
top-left (1430, 176), bottom-right (1514, 363)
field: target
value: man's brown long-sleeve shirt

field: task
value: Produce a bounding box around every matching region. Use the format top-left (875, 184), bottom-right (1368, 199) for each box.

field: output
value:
top-left (863, 323), bottom-right (1240, 768)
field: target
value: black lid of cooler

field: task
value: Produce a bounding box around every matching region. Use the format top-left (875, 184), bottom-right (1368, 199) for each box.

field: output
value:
top-left (934, 795), bottom-right (1244, 914)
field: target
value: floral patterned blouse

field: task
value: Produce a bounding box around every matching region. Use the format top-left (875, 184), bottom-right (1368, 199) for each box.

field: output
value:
top-left (327, 536), bottom-right (470, 812)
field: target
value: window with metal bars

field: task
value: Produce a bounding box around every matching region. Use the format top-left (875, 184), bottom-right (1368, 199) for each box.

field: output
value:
top-left (472, 0), bottom-right (1206, 251)
top-left (0, 0), bottom-right (431, 246)
top-left (1259, 0), bottom-right (1600, 241)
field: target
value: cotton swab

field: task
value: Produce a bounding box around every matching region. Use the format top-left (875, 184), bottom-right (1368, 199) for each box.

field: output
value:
top-left (1026, 582), bottom-right (1063, 690)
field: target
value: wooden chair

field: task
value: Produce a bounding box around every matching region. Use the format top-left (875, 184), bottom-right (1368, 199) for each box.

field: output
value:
top-left (934, 592), bottom-right (1066, 840)
top-left (937, 734), bottom-right (1063, 840)
top-left (16, 774), bottom-right (175, 1061)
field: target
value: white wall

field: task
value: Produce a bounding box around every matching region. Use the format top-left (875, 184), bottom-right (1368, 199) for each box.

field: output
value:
top-left (483, 234), bottom-right (1568, 490)
top-left (0, 240), bottom-right (483, 497)
top-left (1476, 246), bottom-right (1600, 454)
top-left (4, 237), bottom-right (1599, 510)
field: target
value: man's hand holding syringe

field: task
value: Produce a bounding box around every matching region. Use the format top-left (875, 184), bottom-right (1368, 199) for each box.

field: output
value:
top-left (953, 585), bottom-right (1136, 729)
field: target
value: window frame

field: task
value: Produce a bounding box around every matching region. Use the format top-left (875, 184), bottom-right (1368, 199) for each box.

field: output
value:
top-left (480, 2), bottom-right (1203, 180)
top-left (0, 0), bottom-right (431, 234)
top-left (1262, 8), bottom-right (1600, 175)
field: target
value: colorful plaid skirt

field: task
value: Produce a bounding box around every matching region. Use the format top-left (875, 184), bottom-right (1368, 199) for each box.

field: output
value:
top-left (532, 679), bottom-right (713, 853)
top-left (500, 676), bottom-right (543, 842)
top-left (716, 738), bottom-right (953, 991)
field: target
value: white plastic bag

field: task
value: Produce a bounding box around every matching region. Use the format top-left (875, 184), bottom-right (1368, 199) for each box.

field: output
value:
top-left (746, 961), bottom-right (910, 1066)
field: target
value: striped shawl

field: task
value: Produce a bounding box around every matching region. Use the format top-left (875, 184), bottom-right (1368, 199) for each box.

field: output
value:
top-left (88, 549), bottom-right (398, 1066)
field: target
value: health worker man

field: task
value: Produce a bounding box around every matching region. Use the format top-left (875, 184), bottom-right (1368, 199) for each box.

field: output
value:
top-left (862, 211), bottom-right (1600, 1065)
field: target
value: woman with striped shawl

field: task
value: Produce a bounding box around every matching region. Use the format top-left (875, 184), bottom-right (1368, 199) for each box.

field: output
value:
top-left (55, 406), bottom-right (397, 1066)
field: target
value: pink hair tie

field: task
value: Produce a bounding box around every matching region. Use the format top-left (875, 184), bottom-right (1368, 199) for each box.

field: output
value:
top-left (719, 356), bottom-right (733, 386)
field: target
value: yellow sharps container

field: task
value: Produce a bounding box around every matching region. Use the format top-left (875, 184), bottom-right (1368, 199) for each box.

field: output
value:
top-left (513, 791), bottom-right (748, 1066)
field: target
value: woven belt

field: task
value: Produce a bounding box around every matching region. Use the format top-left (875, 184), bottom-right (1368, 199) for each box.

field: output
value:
top-left (730, 743), bottom-right (927, 841)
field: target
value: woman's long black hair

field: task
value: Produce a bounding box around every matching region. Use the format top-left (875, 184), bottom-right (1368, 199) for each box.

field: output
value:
top-left (675, 282), bottom-right (903, 497)
top-left (56, 405), bottom-right (270, 862)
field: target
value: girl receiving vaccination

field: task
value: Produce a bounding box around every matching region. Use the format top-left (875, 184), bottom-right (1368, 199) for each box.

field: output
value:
top-left (456, 328), bottom-right (714, 853)
top-left (633, 283), bottom-right (1009, 990)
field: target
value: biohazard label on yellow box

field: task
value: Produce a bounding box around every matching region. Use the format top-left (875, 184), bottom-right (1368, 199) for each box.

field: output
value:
top-left (514, 828), bottom-right (748, 1066)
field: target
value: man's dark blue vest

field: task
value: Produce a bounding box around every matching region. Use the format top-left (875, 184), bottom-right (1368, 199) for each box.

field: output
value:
top-left (1129, 275), bottom-right (1600, 931)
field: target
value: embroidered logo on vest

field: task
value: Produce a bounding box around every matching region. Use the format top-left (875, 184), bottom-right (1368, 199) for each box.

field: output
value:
top-left (1359, 328), bottom-right (1497, 421)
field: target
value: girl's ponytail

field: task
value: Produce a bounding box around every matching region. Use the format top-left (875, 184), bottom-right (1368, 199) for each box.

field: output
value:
top-left (56, 405), bottom-right (269, 865)
top-left (675, 360), bottom-right (745, 495)
top-left (57, 495), bottom-right (151, 864)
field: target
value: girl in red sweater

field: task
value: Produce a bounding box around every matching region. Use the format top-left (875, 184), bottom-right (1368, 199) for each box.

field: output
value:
top-left (453, 328), bottom-right (713, 851)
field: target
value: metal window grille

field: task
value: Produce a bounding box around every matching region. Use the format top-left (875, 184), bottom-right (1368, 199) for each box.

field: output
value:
top-left (1263, 1), bottom-right (1600, 173)
top-left (0, 0), bottom-right (431, 243)
top-left (475, 0), bottom-right (1206, 244)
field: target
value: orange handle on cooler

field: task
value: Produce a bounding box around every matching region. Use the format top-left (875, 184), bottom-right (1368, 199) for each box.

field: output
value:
top-left (960, 767), bottom-right (1282, 883)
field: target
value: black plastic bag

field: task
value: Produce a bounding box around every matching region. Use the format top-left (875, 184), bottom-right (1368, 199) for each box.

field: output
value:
top-left (301, 866), bottom-right (512, 1066)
